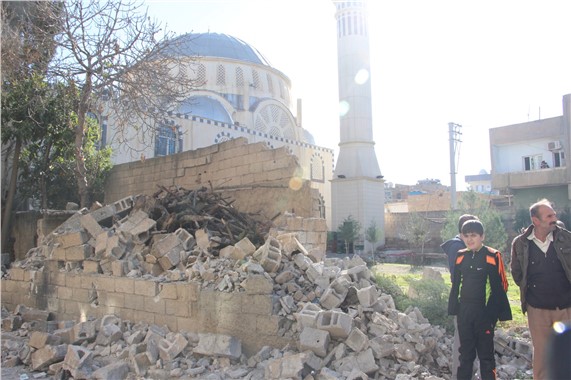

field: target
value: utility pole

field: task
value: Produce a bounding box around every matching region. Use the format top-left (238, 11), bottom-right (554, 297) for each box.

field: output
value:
top-left (448, 122), bottom-right (462, 209)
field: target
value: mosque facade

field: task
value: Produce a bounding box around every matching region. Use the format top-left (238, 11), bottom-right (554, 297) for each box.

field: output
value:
top-left (102, 32), bottom-right (334, 227)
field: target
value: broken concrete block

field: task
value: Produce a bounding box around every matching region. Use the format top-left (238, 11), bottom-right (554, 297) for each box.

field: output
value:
top-left (95, 231), bottom-right (110, 257)
top-left (2, 315), bottom-right (22, 331)
top-left (144, 331), bottom-right (162, 363)
top-left (343, 265), bottom-right (371, 283)
top-left (306, 262), bottom-right (324, 283)
top-left (175, 228), bottom-right (195, 250)
top-left (294, 303), bottom-right (322, 329)
top-left (31, 344), bottom-right (68, 371)
top-left (62, 244), bottom-right (92, 261)
top-left (105, 234), bottom-right (126, 260)
top-left (80, 213), bottom-right (104, 239)
top-left (20, 308), bottom-right (51, 323)
top-left (345, 328), bottom-right (369, 353)
top-left (241, 274), bottom-right (273, 295)
top-left (92, 361), bottom-right (129, 380)
top-left (158, 333), bottom-right (188, 362)
top-left (29, 331), bottom-right (62, 349)
top-left (357, 285), bottom-right (378, 308)
top-left (72, 320), bottom-right (97, 344)
top-left (132, 351), bottom-right (151, 376)
top-left (194, 333), bottom-right (242, 360)
top-left (265, 352), bottom-right (307, 379)
top-left (293, 252), bottom-right (313, 271)
top-left (299, 327), bottom-right (330, 357)
top-left (95, 323), bottom-right (123, 346)
top-left (316, 310), bottom-right (353, 339)
top-left (62, 345), bottom-right (94, 379)
top-left (320, 277), bottom-right (350, 310)
top-left (152, 234), bottom-right (183, 258)
top-left (235, 237), bottom-right (256, 256)
top-left (117, 210), bottom-right (156, 244)
top-left (56, 230), bottom-right (89, 249)
top-left (158, 249), bottom-right (181, 270)
top-left (253, 237), bottom-right (282, 273)
top-left (368, 336), bottom-right (394, 358)
top-left (317, 367), bottom-right (343, 380)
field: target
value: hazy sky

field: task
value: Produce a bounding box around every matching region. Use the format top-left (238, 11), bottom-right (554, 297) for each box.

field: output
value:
top-left (145, 0), bottom-right (571, 189)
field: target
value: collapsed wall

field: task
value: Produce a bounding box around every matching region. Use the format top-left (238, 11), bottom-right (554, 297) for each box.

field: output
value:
top-left (104, 137), bottom-right (322, 221)
top-left (1, 185), bottom-right (533, 379)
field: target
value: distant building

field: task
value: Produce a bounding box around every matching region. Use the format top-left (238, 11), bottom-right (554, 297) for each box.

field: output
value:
top-left (465, 170), bottom-right (498, 194)
top-left (489, 93), bottom-right (570, 210)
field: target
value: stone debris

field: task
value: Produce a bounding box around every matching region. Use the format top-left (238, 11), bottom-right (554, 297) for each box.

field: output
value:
top-left (1, 186), bottom-right (534, 379)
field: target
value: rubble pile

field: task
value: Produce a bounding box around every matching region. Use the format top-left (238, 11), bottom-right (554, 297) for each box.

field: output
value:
top-left (1, 188), bottom-right (534, 379)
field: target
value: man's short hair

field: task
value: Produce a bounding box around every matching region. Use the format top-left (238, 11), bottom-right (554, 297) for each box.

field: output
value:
top-left (461, 219), bottom-right (484, 236)
top-left (458, 214), bottom-right (478, 233)
top-left (530, 198), bottom-right (552, 219)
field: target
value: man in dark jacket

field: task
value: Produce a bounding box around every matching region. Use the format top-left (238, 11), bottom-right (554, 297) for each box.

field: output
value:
top-left (511, 199), bottom-right (571, 380)
top-left (449, 220), bottom-right (512, 380)
top-left (441, 214), bottom-right (478, 379)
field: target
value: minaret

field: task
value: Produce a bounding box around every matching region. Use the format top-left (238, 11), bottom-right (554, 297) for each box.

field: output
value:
top-left (331, 0), bottom-right (385, 250)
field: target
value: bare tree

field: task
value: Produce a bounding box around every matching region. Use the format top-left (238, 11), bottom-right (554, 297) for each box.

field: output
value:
top-left (49, 0), bottom-right (201, 207)
top-left (1, 1), bottom-right (62, 251)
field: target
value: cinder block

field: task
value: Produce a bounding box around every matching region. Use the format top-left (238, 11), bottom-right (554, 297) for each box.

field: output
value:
top-left (174, 228), bottom-right (195, 250)
top-left (158, 333), bottom-right (188, 362)
top-left (253, 237), bottom-right (282, 273)
top-left (242, 274), bottom-right (273, 295)
top-left (320, 277), bottom-right (350, 310)
top-left (62, 345), bottom-right (94, 379)
top-left (111, 260), bottom-right (127, 277)
top-left (234, 237), bottom-right (256, 256)
top-left (29, 331), bottom-right (62, 349)
top-left (357, 285), bottom-right (378, 308)
top-left (294, 303), bottom-right (322, 329)
top-left (83, 260), bottom-right (101, 274)
top-left (194, 333), bottom-right (241, 360)
top-left (31, 344), bottom-right (68, 371)
top-left (57, 230), bottom-right (89, 249)
top-left (316, 310), bottom-right (353, 339)
top-left (345, 328), bottom-right (369, 353)
top-left (80, 213), bottom-right (104, 239)
top-left (299, 327), bottom-right (330, 357)
top-left (158, 249), bottom-right (180, 270)
top-left (66, 244), bottom-right (93, 261)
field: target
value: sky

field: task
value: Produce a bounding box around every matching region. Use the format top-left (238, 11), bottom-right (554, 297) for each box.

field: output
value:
top-left (144, 0), bottom-right (571, 189)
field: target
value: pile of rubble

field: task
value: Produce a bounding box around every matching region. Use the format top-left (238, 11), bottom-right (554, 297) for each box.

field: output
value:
top-left (1, 187), bottom-right (534, 379)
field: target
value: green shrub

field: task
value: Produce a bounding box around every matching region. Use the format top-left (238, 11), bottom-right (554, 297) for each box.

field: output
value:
top-left (374, 273), bottom-right (408, 311)
top-left (403, 278), bottom-right (453, 332)
top-left (374, 273), bottom-right (454, 333)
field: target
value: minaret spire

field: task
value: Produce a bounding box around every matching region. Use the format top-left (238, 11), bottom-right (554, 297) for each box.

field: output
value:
top-left (331, 0), bottom-right (385, 250)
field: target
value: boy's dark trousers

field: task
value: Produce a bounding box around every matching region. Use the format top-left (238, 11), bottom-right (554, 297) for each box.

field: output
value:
top-left (457, 303), bottom-right (496, 380)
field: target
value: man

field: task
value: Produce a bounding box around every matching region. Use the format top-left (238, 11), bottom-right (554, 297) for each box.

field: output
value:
top-left (511, 199), bottom-right (571, 380)
top-left (441, 214), bottom-right (478, 379)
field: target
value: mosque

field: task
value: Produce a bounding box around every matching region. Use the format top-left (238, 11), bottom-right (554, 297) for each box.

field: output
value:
top-left (103, 1), bottom-right (384, 249)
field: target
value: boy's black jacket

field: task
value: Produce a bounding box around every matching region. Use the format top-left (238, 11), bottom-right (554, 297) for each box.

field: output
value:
top-left (448, 245), bottom-right (513, 323)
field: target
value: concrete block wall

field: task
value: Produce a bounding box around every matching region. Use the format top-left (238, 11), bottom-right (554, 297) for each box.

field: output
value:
top-left (105, 137), bottom-right (319, 220)
top-left (1, 266), bottom-right (291, 355)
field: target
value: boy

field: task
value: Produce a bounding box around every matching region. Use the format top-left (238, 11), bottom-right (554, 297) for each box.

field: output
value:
top-left (440, 214), bottom-right (479, 379)
top-left (448, 220), bottom-right (512, 380)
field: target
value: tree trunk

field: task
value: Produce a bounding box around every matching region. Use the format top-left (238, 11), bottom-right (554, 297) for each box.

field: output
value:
top-left (1, 137), bottom-right (22, 255)
top-left (75, 80), bottom-right (92, 208)
top-left (40, 141), bottom-right (52, 209)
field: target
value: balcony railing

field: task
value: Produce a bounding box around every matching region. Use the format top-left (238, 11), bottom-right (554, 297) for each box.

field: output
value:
top-left (492, 166), bottom-right (568, 189)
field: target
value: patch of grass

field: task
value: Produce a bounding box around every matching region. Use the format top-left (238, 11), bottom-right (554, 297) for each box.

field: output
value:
top-left (372, 263), bottom-right (527, 329)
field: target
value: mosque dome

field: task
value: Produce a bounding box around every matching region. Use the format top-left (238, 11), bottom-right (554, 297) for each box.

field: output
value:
top-left (164, 32), bottom-right (273, 67)
top-left (178, 96), bottom-right (233, 125)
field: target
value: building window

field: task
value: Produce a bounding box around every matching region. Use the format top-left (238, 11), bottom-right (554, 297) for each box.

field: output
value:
top-left (252, 69), bottom-right (261, 89)
top-left (267, 73), bottom-right (273, 94)
top-left (216, 65), bottom-right (225, 85)
top-left (554, 151), bottom-right (566, 167)
top-left (236, 67), bottom-right (244, 87)
top-left (155, 125), bottom-right (181, 157)
top-left (311, 154), bottom-right (325, 182)
top-left (197, 64), bottom-right (206, 86)
top-left (523, 154), bottom-right (542, 171)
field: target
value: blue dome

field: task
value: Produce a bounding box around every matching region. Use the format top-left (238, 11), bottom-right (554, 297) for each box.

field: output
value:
top-left (178, 96), bottom-right (233, 124)
top-left (164, 33), bottom-right (272, 67)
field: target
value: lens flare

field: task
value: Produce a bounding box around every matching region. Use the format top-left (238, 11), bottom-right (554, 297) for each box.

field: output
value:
top-left (354, 69), bottom-right (370, 85)
top-left (553, 321), bottom-right (567, 334)
top-left (289, 176), bottom-right (303, 191)
top-left (339, 100), bottom-right (350, 117)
